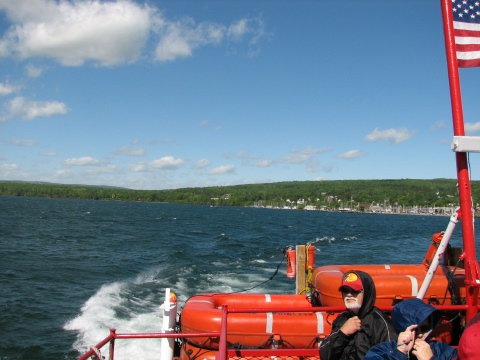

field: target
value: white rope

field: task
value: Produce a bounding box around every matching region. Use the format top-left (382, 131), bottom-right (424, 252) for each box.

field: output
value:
top-left (90, 346), bottom-right (104, 360)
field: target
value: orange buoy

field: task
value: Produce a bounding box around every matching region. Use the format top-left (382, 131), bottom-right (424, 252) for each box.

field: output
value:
top-left (423, 232), bottom-right (444, 270)
top-left (286, 248), bottom-right (296, 278)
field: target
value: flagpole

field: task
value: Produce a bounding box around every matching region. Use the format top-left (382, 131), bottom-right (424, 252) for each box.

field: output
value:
top-left (440, 0), bottom-right (479, 322)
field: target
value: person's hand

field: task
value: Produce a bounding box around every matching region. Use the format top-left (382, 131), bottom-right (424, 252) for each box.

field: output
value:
top-left (396, 325), bottom-right (417, 354)
top-left (412, 338), bottom-right (433, 360)
top-left (340, 316), bottom-right (361, 335)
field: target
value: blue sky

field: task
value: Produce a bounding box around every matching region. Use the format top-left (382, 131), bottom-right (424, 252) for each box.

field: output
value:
top-left (1, 0), bottom-right (480, 190)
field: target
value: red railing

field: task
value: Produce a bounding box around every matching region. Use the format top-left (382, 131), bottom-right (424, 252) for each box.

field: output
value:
top-left (77, 329), bottom-right (221, 360)
top-left (216, 304), bottom-right (472, 360)
top-left (77, 303), bottom-right (473, 360)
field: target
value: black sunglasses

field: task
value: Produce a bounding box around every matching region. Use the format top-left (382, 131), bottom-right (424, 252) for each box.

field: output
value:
top-left (341, 288), bottom-right (363, 296)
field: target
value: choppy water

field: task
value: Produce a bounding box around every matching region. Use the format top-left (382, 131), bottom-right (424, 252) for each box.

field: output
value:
top-left (0, 196), bottom-right (475, 360)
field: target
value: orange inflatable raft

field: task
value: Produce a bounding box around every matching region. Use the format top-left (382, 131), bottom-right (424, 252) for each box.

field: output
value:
top-left (180, 262), bottom-right (467, 356)
top-left (180, 293), bottom-right (335, 350)
top-left (179, 342), bottom-right (321, 360)
top-left (312, 264), bottom-right (467, 307)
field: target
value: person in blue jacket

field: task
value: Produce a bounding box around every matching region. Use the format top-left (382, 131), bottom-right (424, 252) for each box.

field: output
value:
top-left (364, 298), bottom-right (457, 360)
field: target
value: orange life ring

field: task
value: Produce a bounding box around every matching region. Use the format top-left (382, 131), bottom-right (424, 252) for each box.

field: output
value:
top-left (180, 293), bottom-right (335, 349)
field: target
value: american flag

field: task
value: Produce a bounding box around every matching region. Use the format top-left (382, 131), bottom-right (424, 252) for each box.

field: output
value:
top-left (452, 0), bottom-right (480, 67)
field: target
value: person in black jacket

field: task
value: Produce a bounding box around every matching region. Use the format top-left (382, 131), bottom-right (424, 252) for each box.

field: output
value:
top-left (320, 270), bottom-right (397, 360)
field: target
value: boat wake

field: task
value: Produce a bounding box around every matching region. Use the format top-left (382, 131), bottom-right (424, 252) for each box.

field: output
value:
top-left (63, 257), bottom-right (291, 359)
top-left (64, 276), bottom-right (166, 360)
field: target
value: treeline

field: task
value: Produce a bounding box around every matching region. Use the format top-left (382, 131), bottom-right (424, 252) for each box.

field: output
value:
top-left (0, 179), bottom-right (476, 209)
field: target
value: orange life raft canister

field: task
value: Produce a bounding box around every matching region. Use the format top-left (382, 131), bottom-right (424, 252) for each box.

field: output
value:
top-left (423, 232), bottom-right (444, 270)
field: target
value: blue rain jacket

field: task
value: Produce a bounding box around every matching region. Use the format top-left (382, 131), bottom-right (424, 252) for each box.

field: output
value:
top-left (364, 298), bottom-right (458, 360)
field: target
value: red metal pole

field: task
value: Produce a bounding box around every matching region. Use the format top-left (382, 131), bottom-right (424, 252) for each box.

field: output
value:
top-left (216, 305), bottom-right (228, 360)
top-left (109, 329), bottom-right (116, 360)
top-left (76, 330), bottom-right (116, 360)
top-left (440, 0), bottom-right (479, 322)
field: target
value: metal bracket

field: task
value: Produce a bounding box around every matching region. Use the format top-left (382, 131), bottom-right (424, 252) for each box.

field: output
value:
top-left (452, 136), bottom-right (480, 152)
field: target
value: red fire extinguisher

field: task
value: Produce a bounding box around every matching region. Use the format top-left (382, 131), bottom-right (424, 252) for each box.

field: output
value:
top-left (422, 232), bottom-right (444, 270)
top-left (286, 247), bottom-right (296, 278)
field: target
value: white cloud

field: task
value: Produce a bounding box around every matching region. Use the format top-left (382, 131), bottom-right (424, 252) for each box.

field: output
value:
top-left (150, 156), bottom-right (185, 169)
top-left (431, 120), bottom-right (446, 131)
top-left (228, 18), bottom-right (265, 45)
top-left (209, 164), bottom-right (235, 175)
top-left (0, 163), bottom-right (19, 171)
top-left (465, 122), bottom-right (480, 134)
top-left (236, 151), bottom-right (253, 159)
top-left (154, 17), bottom-right (265, 62)
top-left (26, 64), bottom-right (44, 77)
top-left (155, 19), bottom-right (223, 62)
top-left (193, 158), bottom-right (211, 169)
top-left (41, 151), bottom-right (57, 157)
top-left (9, 138), bottom-right (36, 146)
top-left (0, 1), bottom-right (266, 66)
top-left (129, 157), bottom-right (185, 171)
top-left (129, 162), bottom-right (148, 172)
top-left (0, 0), bottom-right (155, 66)
top-left (254, 159), bottom-right (275, 167)
top-left (282, 147), bottom-right (328, 164)
top-left (365, 127), bottom-right (414, 144)
top-left (6, 96), bottom-right (68, 120)
top-left (85, 164), bottom-right (118, 174)
top-left (337, 150), bottom-right (366, 160)
top-left (63, 156), bottom-right (100, 166)
top-left (0, 81), bottom-right (21, 96)
top-left (113, 146), bottom-right (145, 157)
top-left (228, 19), bottom-right (250, 40)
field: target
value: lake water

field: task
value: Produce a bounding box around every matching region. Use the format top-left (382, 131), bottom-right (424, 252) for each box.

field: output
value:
top-left (0, 196), bottom-right (476, 360)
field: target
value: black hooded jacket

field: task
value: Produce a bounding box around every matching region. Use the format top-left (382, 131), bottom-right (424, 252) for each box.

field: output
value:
top-left (319, 270), bottom-right (397, 360)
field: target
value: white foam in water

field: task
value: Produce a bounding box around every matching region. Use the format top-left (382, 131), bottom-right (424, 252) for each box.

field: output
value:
top-left (64, 280), bottom-right (167, 360)
top-left (65, 257), bottom-right (289, 359)
top-left (315, 236), bottom-right (336, 243)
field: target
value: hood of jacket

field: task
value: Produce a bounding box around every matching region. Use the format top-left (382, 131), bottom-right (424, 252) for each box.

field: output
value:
top-left (347, 270), bottom-right (376, 319)
top-left (391, 298), bottom-right (441, 335)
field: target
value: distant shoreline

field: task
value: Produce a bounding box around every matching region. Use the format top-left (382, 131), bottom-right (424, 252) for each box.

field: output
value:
top-left (0, 179), bottom-right (474, 215)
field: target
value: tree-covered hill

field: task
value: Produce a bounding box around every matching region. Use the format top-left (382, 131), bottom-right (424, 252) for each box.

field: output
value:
top-left (0, 179), bottom-right (475, 210)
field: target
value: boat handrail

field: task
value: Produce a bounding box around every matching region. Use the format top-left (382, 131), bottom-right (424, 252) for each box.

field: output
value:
top-left (215, 303), bottom-right (477, 360)
top-left (76, 329), bottom-right (221, 360)
top-left (77, 303), bottom-right (477, 360)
